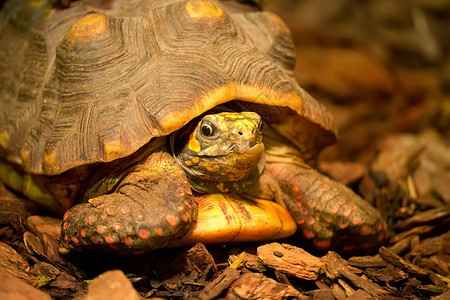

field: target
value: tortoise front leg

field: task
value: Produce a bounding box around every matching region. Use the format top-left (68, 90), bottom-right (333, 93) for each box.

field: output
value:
top-left (265, 162), bottom-right (388, 252)
top-left (60, 150), bottom-right (197, 254)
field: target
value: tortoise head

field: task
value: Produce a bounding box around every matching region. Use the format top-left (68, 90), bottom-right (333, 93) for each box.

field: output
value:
top-left (174, 111), bottom-right (264, 187)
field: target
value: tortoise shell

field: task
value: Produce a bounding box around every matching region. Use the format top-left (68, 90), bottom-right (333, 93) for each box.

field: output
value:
top-left (0, 0), bottom-right (336, 176)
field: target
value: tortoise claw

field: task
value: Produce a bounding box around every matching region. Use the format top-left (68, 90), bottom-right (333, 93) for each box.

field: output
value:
top-left (60, 151), bottom-right (197, 254)
top-left (267, 163), bottom-right (388, 252)
top-left (60, 181), bottom-right (196, 253)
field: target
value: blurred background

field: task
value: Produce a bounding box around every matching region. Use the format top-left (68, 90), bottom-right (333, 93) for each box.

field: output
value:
top-left (265, 0), bottom-right (449, 164)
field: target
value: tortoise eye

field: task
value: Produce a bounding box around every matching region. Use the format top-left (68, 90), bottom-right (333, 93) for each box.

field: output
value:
top-left (200, 122), bottom-right (217, 137)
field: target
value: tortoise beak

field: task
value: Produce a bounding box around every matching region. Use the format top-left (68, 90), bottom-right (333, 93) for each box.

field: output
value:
top-left (234, 143), bottom-right (264, 166)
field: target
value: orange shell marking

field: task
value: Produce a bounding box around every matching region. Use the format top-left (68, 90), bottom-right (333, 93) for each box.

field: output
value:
top-left (65, 13), bottom-right (108, 44)
top-left (185, 0), bottom-right (224, 19)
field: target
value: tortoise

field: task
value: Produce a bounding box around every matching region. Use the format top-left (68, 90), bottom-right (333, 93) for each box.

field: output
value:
top-left (0, 0), bottom-right (388, 253)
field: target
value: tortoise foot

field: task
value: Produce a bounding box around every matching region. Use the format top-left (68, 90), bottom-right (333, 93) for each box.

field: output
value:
top-left (267, 163), bottom-right (388, 252)
top-left (60, 176), bottom-right (197, 254)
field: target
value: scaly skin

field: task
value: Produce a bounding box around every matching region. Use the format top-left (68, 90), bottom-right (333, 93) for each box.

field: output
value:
top-left (60, 149), bottom-right (197, 253)
top-left (265, 162), bottom-right (388, 251)
top-left (60, 112), bottom-right (264, 253)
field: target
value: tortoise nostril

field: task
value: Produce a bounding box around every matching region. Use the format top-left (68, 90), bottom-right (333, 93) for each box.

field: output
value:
top-left (238, 131), bottom-right (243, 136)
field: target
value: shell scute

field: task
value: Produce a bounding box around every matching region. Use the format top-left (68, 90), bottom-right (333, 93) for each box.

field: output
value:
top-left (0, 0), bottom-right (336, 175)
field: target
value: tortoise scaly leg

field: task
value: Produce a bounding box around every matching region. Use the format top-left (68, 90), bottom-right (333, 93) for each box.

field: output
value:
top-left (60, 150), bottom-right (197, 254)
top-left (265, 162), bottom-right (388, 252)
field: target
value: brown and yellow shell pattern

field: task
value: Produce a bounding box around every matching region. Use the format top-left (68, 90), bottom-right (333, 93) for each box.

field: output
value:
top-left (0, 0), bottom-right (387, 253)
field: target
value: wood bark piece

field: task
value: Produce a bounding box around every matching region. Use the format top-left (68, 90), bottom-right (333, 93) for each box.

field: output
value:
top-left (0, 241), bottom-right (37, 286)
top-left (348, 255), bottom-right (387, 268)
top-left (387, 235), bottom-right (414, 255)
top-left (337, 278), bottom-right (355, 297)
top-left (365, 264), bottom-right (408, 283)
top-left (154, 243), bottom-right (217, 282)
top-left (411, 231), bottom-right (450, 257)
top-left (395, 207), bottom-right (450, 230)
top-left (242, 252), bottom-right (266, 272)
top-left (379, 246), bottom-right (429, 277)
top-left (338, 266), bottom-right (388, 297)
top-left (322, 251), bottom-right (361, 279)
top-left (305, 288), bottom-right (335, 300)
top-left (226, 272), bottom-right (304, 300)
top-left (0, 268), bottom-right (51, 300)
top-left (330, 283), bottom-right (347, 300)
top-left (82, 270), bottom-right (142, 300)
top-left (26, 215), bottom-right (61, 241)
top-left (389, 225), bottom-right (434, 244)
top-left (198, 267), bottom-right (240, 300)
top-left (322, 251), bottom-right (388, 296)
top-left (345, 289), bottom-right (372, 300)
top-left (257, 242), bottom-right (322, 280)
top-left (181, 243), bottom-right (218, 275)
top-left (431, 289), bottom-right (450, 300)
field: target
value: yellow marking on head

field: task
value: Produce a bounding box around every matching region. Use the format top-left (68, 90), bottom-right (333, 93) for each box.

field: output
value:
top-left (206, 163), bottom-right (220, 172)
top-left (65, 13), bottom-right (108, 44)
top-left (199, 158), bottom-right (221, 172)
top-left (185, 0), bottom-right (224, 19)
top-left (234, 119), bottom-right (255, 129)
top-left (201, 144), bottom-right (218, 154)
top-left (188, 133), bottom-right (201, 152)
top-left (219, 121), bottom-right (228, 131)
top-left (192, 157), bottom-right (200, 164)
top-left (184, 160), bottom-right (193, 167)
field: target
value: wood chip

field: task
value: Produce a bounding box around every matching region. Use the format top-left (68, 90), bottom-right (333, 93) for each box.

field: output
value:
top-left (389, 225), bottom-right (434, 244)
top-left (257, 242), bottom-right (322, 280)
top-left (226, 272), bottom-right (304, 300)
top-left (337, 278), bottom-right (355, 297)
top-left (417, 284), bottom-right (446, 297)
top-left (322, 251), bottom-right (388, 297)
top-left (431, 289), bottom-right (450, 300)
top-left (0, 268), bottom-right (51, 300)
top-left (26, 215), bottom-right (61, 241)
top-left (411, 231), bottom-right (450, 257)
top-left (242, 252), bottom-right (266, 272)
top-left (379, 246), bottom-right (429, 277)
top-left (348, 255), bottom-right (387, 268)
top-left (83, 270), bottom-right (142, 300)
top-left (0, 241), bottom-right (37, 286)
top-left (338, 266), bottom-right (388, 297)
top-left (395, 207), bottom-right (450, 231)
top-left (198, 267), bottom-right (240, 300)
top-left (305, 288), bottom-right (335, 300)
top-left (345, 289), bottom-right (372, 300)
top-left (330, 282), bottom-right (347, 300)
top-left (365, 264), bottom-right (408, 283)
top-left (387, 235), bottom-right (413, 256)
top-left (322, 251), bottom-right (361, 279)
